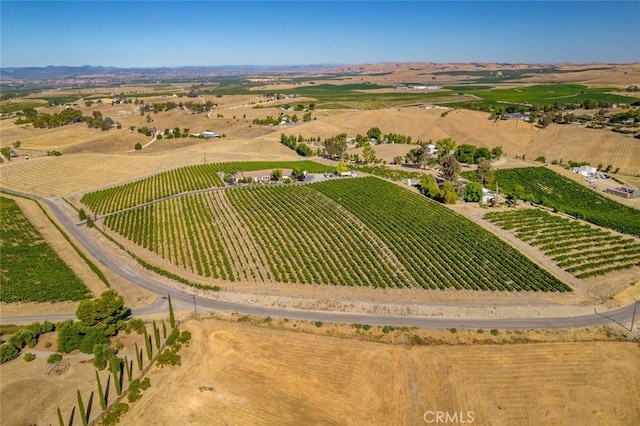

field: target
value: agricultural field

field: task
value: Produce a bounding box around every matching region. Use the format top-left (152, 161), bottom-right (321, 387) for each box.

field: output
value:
top-left (0, 196), bottom-right (90, 302)
top-left (120, 320), bottom-right (640, 426)
top-left (455, 83), bottom-right (638, 106)
top-left (491, 167), bottom-right (640, 237)
top-left (103, 176), bottom-right (570, 292)
top-left (484, 209), bottom-right (640, 279)
top-left (81, 160), bottom-right (332, 215)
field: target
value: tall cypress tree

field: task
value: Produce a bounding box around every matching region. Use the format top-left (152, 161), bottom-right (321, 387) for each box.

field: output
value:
top-left (143, 328), bottom-right (152, 361)
top-left (56, 407), bottom-right (64, 426)
top-left (134, 342), bottom-right (143, 370)
top-left (96, 370), bottom-right (106, 410)
top-left (77, 389), bottom-right (87, 426)
top-left (168, 294), bottom-right (176, 329)
top-left (153, 320), bottom-right (161, 350)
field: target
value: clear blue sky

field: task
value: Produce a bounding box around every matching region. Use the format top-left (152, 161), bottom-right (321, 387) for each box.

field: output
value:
top-left (1, 1), bottom-right (638, 67)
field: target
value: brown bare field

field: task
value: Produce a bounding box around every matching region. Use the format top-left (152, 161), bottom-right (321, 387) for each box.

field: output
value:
top-left (1, 318), bottom-right (636, 426)
top-left (326, 62), bottom-right (640, 87)
top-left (120, 320), bottom-right (640, 426)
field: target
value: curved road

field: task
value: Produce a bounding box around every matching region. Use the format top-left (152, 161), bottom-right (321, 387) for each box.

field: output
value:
top-left (1, 187), bottom-right (638, 330)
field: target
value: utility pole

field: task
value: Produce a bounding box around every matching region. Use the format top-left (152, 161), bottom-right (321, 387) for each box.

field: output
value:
top-left (192, 294), bottom-right (198, 318)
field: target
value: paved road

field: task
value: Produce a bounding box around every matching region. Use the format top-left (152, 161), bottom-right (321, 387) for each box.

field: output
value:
top-left (1, 186), bottom-right (638, 330)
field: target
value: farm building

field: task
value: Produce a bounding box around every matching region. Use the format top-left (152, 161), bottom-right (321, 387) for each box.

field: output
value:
top-left (572, 165), bottom-right (597, 177)
top-left (202, 131), bottom-right (219, 138)
top-left (426, 144), bottom-right (437, 155)
top-left (605, 186), bottom-right (640, 199)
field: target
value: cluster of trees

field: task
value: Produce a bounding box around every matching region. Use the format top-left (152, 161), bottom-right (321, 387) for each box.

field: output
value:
top-left (404, 138), bottom-right (457, 168)
top-left (280, 134), bottom-right (315, 156)
top-left (353, 128), bottom-right (414, 147)
top-left (158, 127), bottom-right (190, 139)
top-left (57, 291), bottom-right (128, 354)
top-left (184, 101), bottom-right (217, 113)
top-left (0, 321), bottom-right (56, 364)
top-left (14, 108), bottom-right (119, 131)
top-left (323, 133), bottom-right (348, 159)
top-left (454, 144), bottom-right (503, 164)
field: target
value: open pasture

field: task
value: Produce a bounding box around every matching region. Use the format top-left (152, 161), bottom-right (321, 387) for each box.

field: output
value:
top-left (485, 209), bottom-right (640, 279)
top-left (121, 320), bottom-right (640, 426)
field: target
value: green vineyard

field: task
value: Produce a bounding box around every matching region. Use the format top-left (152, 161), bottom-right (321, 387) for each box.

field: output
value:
top-left (485, 209), bottom-right (640, 279)
top-left (491, 167), bottom-right (640, 237)
top-left (81, 160), bottom-right (333, 215)
top-left (102, 176), bottom-right (571, 292)
top-left (0, 196), bottom-right (91, 302)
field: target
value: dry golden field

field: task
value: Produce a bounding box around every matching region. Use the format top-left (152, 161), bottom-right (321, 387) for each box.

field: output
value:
top-left (118, 320), bottom-right (640, 426)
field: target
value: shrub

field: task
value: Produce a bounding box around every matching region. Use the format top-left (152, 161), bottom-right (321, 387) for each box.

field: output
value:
top-left (156, 347), bottom-right (181, 367)
top-left (47, 353), bottom-right (63, 363)
top-left (314, 321), bottom-right (323, 328)
top-left (134, 143), bottom-right (142, 150)
top-left (102, 403), bottom-right (129, 426)
top-left (0, 344), bottom-right (20, 364)
top-left (93, 343), bottom-right (115, 370)
top-left (490, 329), bottom-right (500, 336)
top-left (23, 352), bottom-right (36, 362)
top-left (126, 318), bottom-right (146, 335)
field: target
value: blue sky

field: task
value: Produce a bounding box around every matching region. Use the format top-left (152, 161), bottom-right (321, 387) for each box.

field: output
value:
top-left (1, 1), bottom-right (638, 67)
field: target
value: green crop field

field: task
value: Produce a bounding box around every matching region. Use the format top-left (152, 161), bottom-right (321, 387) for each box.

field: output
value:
top-left (485, 209), bottom-right (640, 279)
top-left (490, 167), bottom-right (640, 237)
top-left (257, 84), bottom-right (458, 109)
top-left (102, 176), bottom-right (570, 292)
top-left (0, 196), bottom-right (91, 302)
top-left (81, 160), bottom-right (333, 215)
top-left (459, 84), bottom-right (636, 105)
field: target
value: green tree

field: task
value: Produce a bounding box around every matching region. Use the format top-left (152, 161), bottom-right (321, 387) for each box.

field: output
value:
top-left (473, 147), bottom-right (492, 163)
top-left (134, 143), bottom-right (142, 150)
top-left (367, 127), bottom-right (382, 141)
top-left (436, 138), bottom-right (457, 164)
top-left (0, 344), bottom-right (20, 364)
top-left (476, 157), bottom-right (494, 187)
top-left (168, 294), bottom-right (176, 329)
top-left (96, 370), bottom-right (107, 410)
top-left (77, 389), bottom-right (88, 426)
top-left (419, 174), bottom-right (442, 200)
top-left (336, 160), bottom-right (350, 174)
top-left (455, 144), bottom-right (476, 164)
top-left (323, 133), bottom-right (347, 159)
top-left (491, 146), bottom-right (503, 159)
top-left (75, 291), bottom-right (127, 337)
top-left (93, 343), bottom-right (115, 370)
top-left (393, 155), bottom-right (404, 165)
top-left (463, 182), bottom-right (483, 202)
top-left (362, 145), bottom-right (377, 164)
top-left (270, 169), bottom-right (282, 181)
top-left (442, 183), bottom-right (458, 204)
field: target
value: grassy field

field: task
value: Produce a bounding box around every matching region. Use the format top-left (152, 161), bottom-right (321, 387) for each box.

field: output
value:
top-left (0, 196), bottom-right (90, 302)
top-left (488, 167), bottom-right (640, 237)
